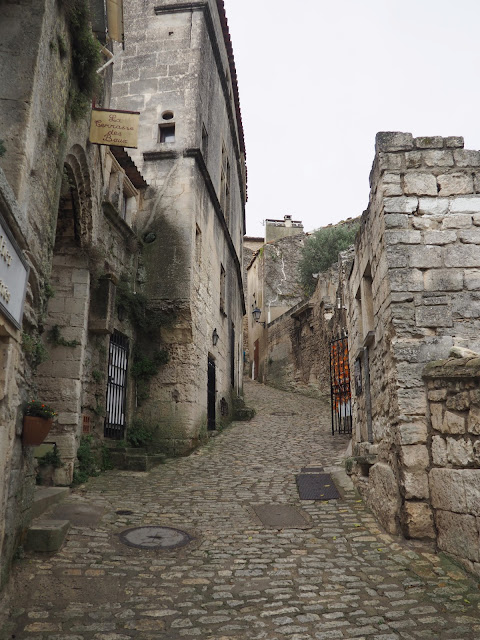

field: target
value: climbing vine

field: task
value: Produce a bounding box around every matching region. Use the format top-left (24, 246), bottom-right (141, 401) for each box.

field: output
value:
top-left (60, 0), bottom-right (102, 120)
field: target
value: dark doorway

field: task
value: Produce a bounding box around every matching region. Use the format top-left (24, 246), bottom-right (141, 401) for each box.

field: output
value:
top-left (253, 339), bottom-right (259, 380)
top-left (230, 322), bottom-right (235, 388)
top-left (207, 355), bottom-right (216, 430)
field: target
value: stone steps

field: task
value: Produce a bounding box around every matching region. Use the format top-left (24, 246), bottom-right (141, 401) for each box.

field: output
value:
top-left (25, 519), bottom-right (70, 553)
top-left (30, 486), bottom-right (69, 519)
top-left (26, 486), bottom-right (71, 552)
top-left (109, 449), bottom-right (167, 471)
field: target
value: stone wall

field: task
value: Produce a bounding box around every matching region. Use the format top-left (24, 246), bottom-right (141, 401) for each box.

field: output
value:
top-left (264, 250), bottom-right (352, 398)
top-left (347, 131), bottom-right (480, 545)
top-left (246, 233), bottom-right (305, 381)
top-left (423, 356), bottom-right (480, 577)
top-left (0, 0), bottom-right (142, 587)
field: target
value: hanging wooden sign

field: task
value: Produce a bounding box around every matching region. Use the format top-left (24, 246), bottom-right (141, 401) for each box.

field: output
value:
top-left (89, 108), bottom-right (140, 148)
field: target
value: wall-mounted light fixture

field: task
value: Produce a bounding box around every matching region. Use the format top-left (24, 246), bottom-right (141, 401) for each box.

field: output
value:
top-left (252, 307), bottom-right (266, 328)
top-left (212, 328), bottom-right (219, 346)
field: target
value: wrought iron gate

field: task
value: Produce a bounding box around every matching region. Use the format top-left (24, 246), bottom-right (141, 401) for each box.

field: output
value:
top-left (104, 331), bottom-right (129, 439)
top-left (330, 335), bottom-right (352, 435)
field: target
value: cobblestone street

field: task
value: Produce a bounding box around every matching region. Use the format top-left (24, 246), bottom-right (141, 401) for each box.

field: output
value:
top-left (4, 381), bottom-right (480, 639)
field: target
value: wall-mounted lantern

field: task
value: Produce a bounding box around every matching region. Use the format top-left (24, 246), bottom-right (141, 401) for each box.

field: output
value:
top-left (212, 328), bottom-right (219, 346)
top-left (252, 307), bottom-right (266, 328)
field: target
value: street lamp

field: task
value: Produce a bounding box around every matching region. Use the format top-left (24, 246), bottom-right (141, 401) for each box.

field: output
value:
top-left (252, 307), bottom-right (266, 328)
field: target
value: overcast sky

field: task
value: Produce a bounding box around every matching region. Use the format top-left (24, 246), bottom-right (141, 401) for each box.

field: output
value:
top-left (223, 0), bottom-right (480, 238)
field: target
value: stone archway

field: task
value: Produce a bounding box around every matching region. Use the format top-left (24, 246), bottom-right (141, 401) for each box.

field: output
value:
top-left (36, 147), bottom-right (94, 484)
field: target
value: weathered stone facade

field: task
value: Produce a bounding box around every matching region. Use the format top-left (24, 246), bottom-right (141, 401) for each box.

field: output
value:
top-left (246, 232), bottom-right (305, 380)
top-left (111, 0), bottom-right (247, 453)
top-left (347, 132), bottom-right (480, 564)
top-left (264, 249), bottom-right (352, 398)
top-left (0, 0), bottom-right (146, 586)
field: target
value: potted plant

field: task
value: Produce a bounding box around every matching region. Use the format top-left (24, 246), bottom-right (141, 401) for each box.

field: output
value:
top-left (23, 400), bottom-right (56, 446)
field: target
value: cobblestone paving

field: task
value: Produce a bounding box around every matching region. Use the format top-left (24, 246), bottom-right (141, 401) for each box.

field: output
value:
top-left (4, 381), bottom-right (480, 639)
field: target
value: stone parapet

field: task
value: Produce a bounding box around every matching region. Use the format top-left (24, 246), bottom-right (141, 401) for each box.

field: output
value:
top-left (423, 356), bottom-right (480, 576)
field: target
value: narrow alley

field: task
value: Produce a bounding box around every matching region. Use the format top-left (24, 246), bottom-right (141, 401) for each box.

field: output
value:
top-left (4, 381), bottom-right (480, 640)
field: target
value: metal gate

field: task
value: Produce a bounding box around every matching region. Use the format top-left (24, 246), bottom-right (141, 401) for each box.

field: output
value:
top-left (330, 335), bottom-right (352, 435)
top-left (104, 331), bottom-right (129, 439)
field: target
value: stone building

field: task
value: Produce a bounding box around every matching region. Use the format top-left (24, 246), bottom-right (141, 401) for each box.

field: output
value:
top-left (246, 232), bottom-right (305, 380)
top-left (110, 0), bottom-right (247, 453)
top-left (264, 248), bottom-right (352, 399)
top-left (265, 214), bottom-right (304, 243)
top-left (0, 0), bottom-right (153, 586)
top-left (346, 132), bottom-right (480, 576)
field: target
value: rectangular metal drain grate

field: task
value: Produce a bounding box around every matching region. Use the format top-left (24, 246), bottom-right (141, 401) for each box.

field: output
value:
top-left (251, 504), bottom-right (311, 529)
top-left (301, 467), bottom-right (324, 473)
top-left (296, 473), bottom-right (341, 500)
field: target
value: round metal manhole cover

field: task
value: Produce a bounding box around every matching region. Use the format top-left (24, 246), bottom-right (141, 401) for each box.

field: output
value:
top-left (119, 526), bottom-right (191, 549)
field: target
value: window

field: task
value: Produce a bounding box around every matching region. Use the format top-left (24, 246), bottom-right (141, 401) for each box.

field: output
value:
top-left (159, 124), bottom-right (175, 143)
top-left (220, 143), bottom-right (230, 223)
top-left (220, 264), bottom-right (226, 314)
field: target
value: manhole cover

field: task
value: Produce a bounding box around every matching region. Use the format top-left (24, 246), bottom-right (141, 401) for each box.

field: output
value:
top-left (116, 510), bottom-right (134, 515)
top-left (119, 526), bottom-right (191, 549)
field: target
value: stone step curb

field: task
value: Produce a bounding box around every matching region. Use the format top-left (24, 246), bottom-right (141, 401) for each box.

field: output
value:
top-left (110, 450), bottom-right (167, 472)
top-left (25, 519), bottom-right (70, 553)
top-left (30, 487), bottom-right (69, 519)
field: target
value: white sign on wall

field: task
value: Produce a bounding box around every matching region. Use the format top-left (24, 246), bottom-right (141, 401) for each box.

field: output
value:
top-left (0, 213), bottom-right (29, 329)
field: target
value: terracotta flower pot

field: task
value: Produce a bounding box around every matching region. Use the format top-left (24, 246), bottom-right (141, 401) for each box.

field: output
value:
top-left (22, 416), bottom-right (53, 446)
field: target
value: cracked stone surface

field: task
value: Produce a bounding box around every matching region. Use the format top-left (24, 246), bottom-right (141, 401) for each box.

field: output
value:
top-left (3, 380), bottom-right (480, 639)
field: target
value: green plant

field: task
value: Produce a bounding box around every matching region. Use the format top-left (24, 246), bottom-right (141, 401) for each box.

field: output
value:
top-left (116, 276), bottom-right (174, 335)
top-left (131, 349), bottom-right (169, 404)
top-left (44, 282), bottom-right (55, 299)
top-left (57, 33), bottom-right (68, 58)
top-left (92, 369), bottom-right (103, 383)
top-left (101, 444), bottom-right (113, 471)
top-left (24, 400), bottom-right (56, 419)
top-left (93, 401), bottom-right (104, 416)
top-left (46, 121), bottom-right (58, 139)
top-left (61, 0), bottom-right (102, 121)
top-left (37, 448), bottom-right (62, 468)
top-left (298, 222), bottom-right (359, 296)
top-left (49, 39), bottom-right (58, 53)
top-left (72, 435), bottom-right (98, 485)
top-left (48, 324), bottom-right (80, 348)
top-left (126, 419), bottom-right (156, 448)
top-left (0, 139), bottom-right (5, 157)
top-left (68, 87), bottom-right (90, 121)
top-left (22, 332), bottom-right (49, 368)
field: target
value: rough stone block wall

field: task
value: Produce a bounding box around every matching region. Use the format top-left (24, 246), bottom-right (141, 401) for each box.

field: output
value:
top-left (348, 131), bottom-right (480, 545)
top-left (264, 251), bottom-right (351, 399)
top-left (423, 356), bottom-right (480, 577)
top-left (263, 234), bottom-right (305, 323)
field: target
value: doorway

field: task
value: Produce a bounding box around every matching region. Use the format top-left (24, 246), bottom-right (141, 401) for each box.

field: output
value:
top-left (207, 355), bottom-right (216, 430)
